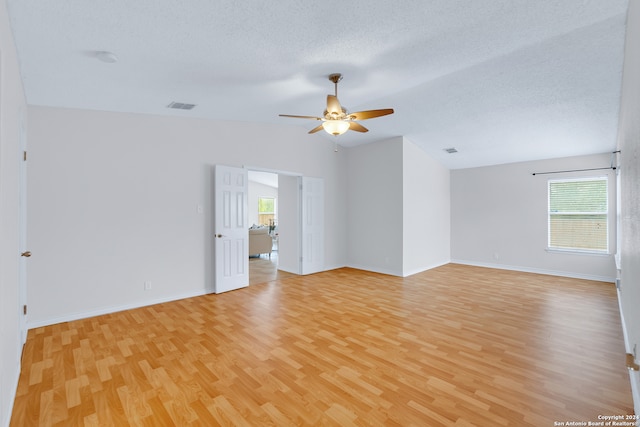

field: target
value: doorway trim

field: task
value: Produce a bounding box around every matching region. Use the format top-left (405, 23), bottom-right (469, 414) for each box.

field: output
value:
top-left (246, 166), bottom-right (303, 275)
top-left (18, 106), bottom-right (28, 345)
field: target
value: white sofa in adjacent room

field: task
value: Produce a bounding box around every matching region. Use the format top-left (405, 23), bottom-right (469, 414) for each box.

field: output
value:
top-left (249, 227), bottom-right (272, 257)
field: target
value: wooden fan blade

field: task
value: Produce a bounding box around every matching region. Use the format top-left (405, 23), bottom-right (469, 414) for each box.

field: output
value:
top-left (308, 124), bottom-right (324, 134)
top-left (349, 122), bottom-right (368, 133)
top-left (279, 114), bottom-right (322, 120)
top-left (326, 95), bottom-right (342, 116)
top-left (348, 108), bottom-right (394, 121)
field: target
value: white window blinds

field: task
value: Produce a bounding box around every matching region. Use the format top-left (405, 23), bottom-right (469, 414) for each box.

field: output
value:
top-left (548, 177), bottom-right (608, 252)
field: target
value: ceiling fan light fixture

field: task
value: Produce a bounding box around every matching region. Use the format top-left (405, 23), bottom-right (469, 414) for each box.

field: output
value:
top-left (279, 73), bottom-right (393, 138)
top-left (322, 120), bottom-right (350, 136)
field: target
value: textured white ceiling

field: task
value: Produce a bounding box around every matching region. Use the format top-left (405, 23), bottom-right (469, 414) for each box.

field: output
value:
top-left (6, 0), bottom-right (629, 168)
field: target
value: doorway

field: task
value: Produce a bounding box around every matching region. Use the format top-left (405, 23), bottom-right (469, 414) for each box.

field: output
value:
top-left (212, 166), bottom-right (324, 291)
top-left (247, 170), bottom-right (280, 285)
top-left (247, 167), bottom-right (316, 284)
top-left (247, 170), bottom-right (303, 284)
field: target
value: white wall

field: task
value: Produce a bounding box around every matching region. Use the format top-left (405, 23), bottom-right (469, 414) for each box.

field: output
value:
top-left (616, 0), bottom-right (640, 414)
top-left (276, 175), bottom-right (300, 274)
top-left (402, 139), bottom-right (450, 275)
top-left (346, 137), bottom-right (451, 276)
top-left (26, 106), bottom-right (348, 327)
top-left (0, 0), bottom-right (27, 425)
top-left (451, 153), bottom-right (617, 281)
top-left (347, 137), bottom-right (404, 275)
top-left (248, 179), bottom-right (277, 227)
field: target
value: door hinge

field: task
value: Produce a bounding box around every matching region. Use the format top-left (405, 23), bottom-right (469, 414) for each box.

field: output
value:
top-left (626, 353), bottom-right (639, 371)
top-left (23, 305), bottom-right (27, 315)
top-left (23, 151), bottom-right (27, 161)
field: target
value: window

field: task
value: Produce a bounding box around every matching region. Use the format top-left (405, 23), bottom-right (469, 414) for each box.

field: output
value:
top-left (548, 177), bottom-right (608, 253)
top-left (258, 197), bottom-right (276, 227)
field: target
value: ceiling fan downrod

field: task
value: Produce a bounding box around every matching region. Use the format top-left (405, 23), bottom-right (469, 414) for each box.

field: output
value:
top-left (328, 73), bottom-right (342, 98)
top-left (278, 72), bottom-right (394, 138)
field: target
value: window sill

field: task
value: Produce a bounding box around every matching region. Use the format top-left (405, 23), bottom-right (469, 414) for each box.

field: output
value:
top-left (546, 247), bottom-right (611, 257)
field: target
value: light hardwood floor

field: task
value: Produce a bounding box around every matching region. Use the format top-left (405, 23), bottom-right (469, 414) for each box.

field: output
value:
top-left (11, 264), bottom-right (634, 426)
top-left (249, 252), bottom-right (295, 286)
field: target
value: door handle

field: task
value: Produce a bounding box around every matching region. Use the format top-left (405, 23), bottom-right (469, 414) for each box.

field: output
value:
top-left (21, 251), bottom-right (31, 257)
top-left (215, 234), bottom-right (224, 238)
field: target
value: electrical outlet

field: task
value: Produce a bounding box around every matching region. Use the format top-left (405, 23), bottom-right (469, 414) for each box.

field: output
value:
top-left (144, 281), bottom-right (152, 290)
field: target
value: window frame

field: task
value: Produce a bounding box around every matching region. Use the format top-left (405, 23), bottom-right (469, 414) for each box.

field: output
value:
top-left (257, 196), bottom-right (277, 227)
top-left (547, 176), bottom-right (609, 255)
top-left (258, 196), bottom-right (276, 215)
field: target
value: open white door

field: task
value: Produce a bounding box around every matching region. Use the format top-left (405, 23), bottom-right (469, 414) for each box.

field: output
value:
top-left (301, 176), bottom-right (324, 275)
top-left (214, 165), bottom-right (249, 293)
top-left (18, 108), bottom-right (28, 344)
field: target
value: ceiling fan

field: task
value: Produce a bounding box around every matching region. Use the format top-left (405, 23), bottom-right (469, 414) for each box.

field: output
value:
top-left (279, 73), bottom-right (394, 136)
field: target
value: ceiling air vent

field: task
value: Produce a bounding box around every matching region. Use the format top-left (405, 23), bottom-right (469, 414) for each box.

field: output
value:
top-left (444, 147), bottom-right (458, 154)
top-left (167, 101), bottom-right (196, 110)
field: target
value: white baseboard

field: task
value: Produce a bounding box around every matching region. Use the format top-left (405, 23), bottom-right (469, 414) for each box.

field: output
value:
top-left (276, 266), bottom-right (299, 275)
top-left (617, 288), bottom-right (640, 417)
top-left (25, 263), bottom-right (379, 329)
top-left (345, 263), bottom-right (404, 277)
top-left (27, 261), bottom-right (615, 330)
top-left (322, 263), bottom-right (348, 273)
top-left (450, 259), bottom-right (616, 283)
top-left (16, 263), bottom-right (636, 422)
top-left (401, 260), bottom-right (450, 277)
top-left (276, 263), bottom-right (348, 276)
top-left (27, 289), bottom-right (211, 329)
top-left (629, 370), bottom-right (640, 421)
top-left (452, 260), bottom-right (635, 413)
top-left (346, 261), bottom-right (451, 278)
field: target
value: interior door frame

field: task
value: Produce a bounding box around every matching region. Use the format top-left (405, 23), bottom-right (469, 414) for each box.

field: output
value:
top-left (18, 106), bottom-right (28, 344)
top-left (244, 165), bottom-right (324, 275)
top-left (246, 166), bottom-right (308, 275)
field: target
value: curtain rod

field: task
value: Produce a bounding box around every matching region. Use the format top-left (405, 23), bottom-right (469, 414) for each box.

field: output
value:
top-left (532, 166), bottom-right (615, 176)
top-left (531, 151), bottom-right (620, 176)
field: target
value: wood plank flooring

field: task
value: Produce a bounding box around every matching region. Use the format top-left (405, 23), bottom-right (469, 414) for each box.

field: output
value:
top-left (249, 253), bottom-right (295, 286)
top-left (11, 264), bottom-right (634, 426)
